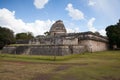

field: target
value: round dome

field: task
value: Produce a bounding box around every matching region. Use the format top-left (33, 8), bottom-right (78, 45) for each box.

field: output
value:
top-left (49, 20), bottom-right (66, 36)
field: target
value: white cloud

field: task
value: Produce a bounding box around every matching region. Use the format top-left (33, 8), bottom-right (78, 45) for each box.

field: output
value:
top-left (88, 0), bottom-right (96, 6)
top-left (0, 8), bottom-right (54, 36)
top-left (87, 17), bottom-right (106, 36)
top-left (0, 8), bottom-right (107, 37)
top-left (0, 8), bottom-right (82, 36)
top-left (88, 0), bottom-right (120, 19)
top-left (66, 27), bottom-right (80, 33)
top-left (65, 21), bottom-right (81, 33)
top-left (87, 17), bottom-right (97, 32)
top-left (66, 3), bottom-right (84, 20)
top-left (34, 0), bottom-right (49, 9)
top-left (99, 29), bottom-right (106, 36)
top-left (66, 28), bottom-right (74, 33)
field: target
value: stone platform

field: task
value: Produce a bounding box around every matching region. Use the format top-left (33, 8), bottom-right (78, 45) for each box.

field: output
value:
top-left (2, 45), bottom-right (86, 56)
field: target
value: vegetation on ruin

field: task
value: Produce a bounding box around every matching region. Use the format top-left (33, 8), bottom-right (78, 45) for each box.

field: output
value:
top-left (15, 32), bottom-right (34, 40)
top-left (0, 26), bottom-right (34, 49)
top-left (0, 50), bottom-right (120, 80)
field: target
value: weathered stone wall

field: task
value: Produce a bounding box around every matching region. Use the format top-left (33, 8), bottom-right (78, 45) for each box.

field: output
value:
top-left (16, 40), bottom-right (29, 44)
top-left (79, 40), bottom-right (108, 52)
top-left (2, 46), bottom-right (29, 54)
top-left (89, 40), bottom-right (108, 52)
top-left (2, 45), bottom-right (86, 56)
top-left (2, 46), bottom-right (16, 54)
top-left (72, 45), bottom-right (86, 54)
top-left (63, 38), bottom-right (78, 45)
top-left (29, 45), bottom-right (70, 56)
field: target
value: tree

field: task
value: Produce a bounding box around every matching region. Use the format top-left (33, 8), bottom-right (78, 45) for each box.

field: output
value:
top-left (105, 20), bottom-right (120, 49)
top-left (16, 32), bottom-right (34, 40)
top-left (0, 26), bottom-right (15, 49)
top-left (95, 31), bottom-right (100, 35)
top-left (44, 31), bottom-right (50, 36)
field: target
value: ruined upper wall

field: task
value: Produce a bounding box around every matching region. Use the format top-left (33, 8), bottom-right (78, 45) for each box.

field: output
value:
top-left (62, 32), bottom-right (108, 43)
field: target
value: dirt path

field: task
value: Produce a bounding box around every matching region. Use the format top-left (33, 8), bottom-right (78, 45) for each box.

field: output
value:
top-left (0, 60), bottom-right (88, 80)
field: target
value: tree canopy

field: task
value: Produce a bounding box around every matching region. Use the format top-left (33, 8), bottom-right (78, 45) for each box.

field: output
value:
top-left (44, 31), bottom-right (50, 36)
top-left (16, 32), bottom-right (34, 40)
top-left (0, 26), bottom-right (15, 49)
top-left (105, 20), bottom-right (120, 49)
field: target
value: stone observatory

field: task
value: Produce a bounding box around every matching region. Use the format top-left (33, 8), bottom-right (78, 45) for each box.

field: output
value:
top-left (49, 20), bottom-right (66, 36)
top-left (2, 20), bottom-right (109, 56)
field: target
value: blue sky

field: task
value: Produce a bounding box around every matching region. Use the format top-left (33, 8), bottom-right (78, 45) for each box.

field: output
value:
top-left (0, 0), bottom-right (120, 36)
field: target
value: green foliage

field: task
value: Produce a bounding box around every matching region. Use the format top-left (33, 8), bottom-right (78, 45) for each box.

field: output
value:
top-left (0, 26), bottom-right (15, 49)
top-left (44, 31), bottom-right (50, 36)
top-left (0, 53), bottom-right (83, 62)
top-left (0, 50), bottom-right (120, 62)
top-left (16, 32), bottom-right (34, 40)
top-left (106, 20), bottom-right (120, 48)
top-left (94, 31), bottom-right (100, 35)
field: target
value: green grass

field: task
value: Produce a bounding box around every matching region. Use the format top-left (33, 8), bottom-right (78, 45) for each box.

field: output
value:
top-left (0, 50), bottom-right (120, 80)
top-left (0, 52), bottom-right (86, 62)
top-left (0, 50), bottom-right (120, 62)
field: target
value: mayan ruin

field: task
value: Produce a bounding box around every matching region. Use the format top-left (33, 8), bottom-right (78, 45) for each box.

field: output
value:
top-left (2, 20), bottom-right (109, 56)
top-left (1, 1), bottom-right (120, 80)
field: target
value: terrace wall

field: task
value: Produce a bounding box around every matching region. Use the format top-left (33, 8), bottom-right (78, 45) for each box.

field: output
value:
top-left (2, 45), bottom-right (86, 56)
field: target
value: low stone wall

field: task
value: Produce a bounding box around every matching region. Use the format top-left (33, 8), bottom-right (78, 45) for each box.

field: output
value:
top-left (29, 45), bottom-right (70, 56)
top-left (2, 45), bottom-right (86, 56)
top-left (79, 40), bottom-right (108, 52)
top-left (72, 45), bottom-right (86, 54)
top-left (2, 46), bottom-right (16, 54)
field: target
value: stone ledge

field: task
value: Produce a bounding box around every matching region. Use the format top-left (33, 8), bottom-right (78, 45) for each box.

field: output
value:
top-left (2, 45), bottom-right (86, 56)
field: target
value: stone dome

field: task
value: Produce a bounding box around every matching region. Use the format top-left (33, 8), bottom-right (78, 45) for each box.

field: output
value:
top-left (49, 20), bottom-right (66, 36)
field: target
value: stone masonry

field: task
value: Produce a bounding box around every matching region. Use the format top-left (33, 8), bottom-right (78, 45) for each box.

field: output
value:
top-left (2, 20), bottom-right (109, 55)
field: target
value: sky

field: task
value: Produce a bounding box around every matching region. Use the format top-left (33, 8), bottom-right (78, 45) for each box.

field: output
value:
top-left (0, 0), bottom-right (120, 36)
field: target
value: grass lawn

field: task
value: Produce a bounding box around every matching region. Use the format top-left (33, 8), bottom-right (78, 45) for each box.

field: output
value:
top-left (0, 50), bottom-right (120, 80)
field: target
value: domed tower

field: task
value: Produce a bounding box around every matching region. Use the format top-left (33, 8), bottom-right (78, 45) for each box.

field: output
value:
top-left (49, 20), bottom-right (67, 36)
